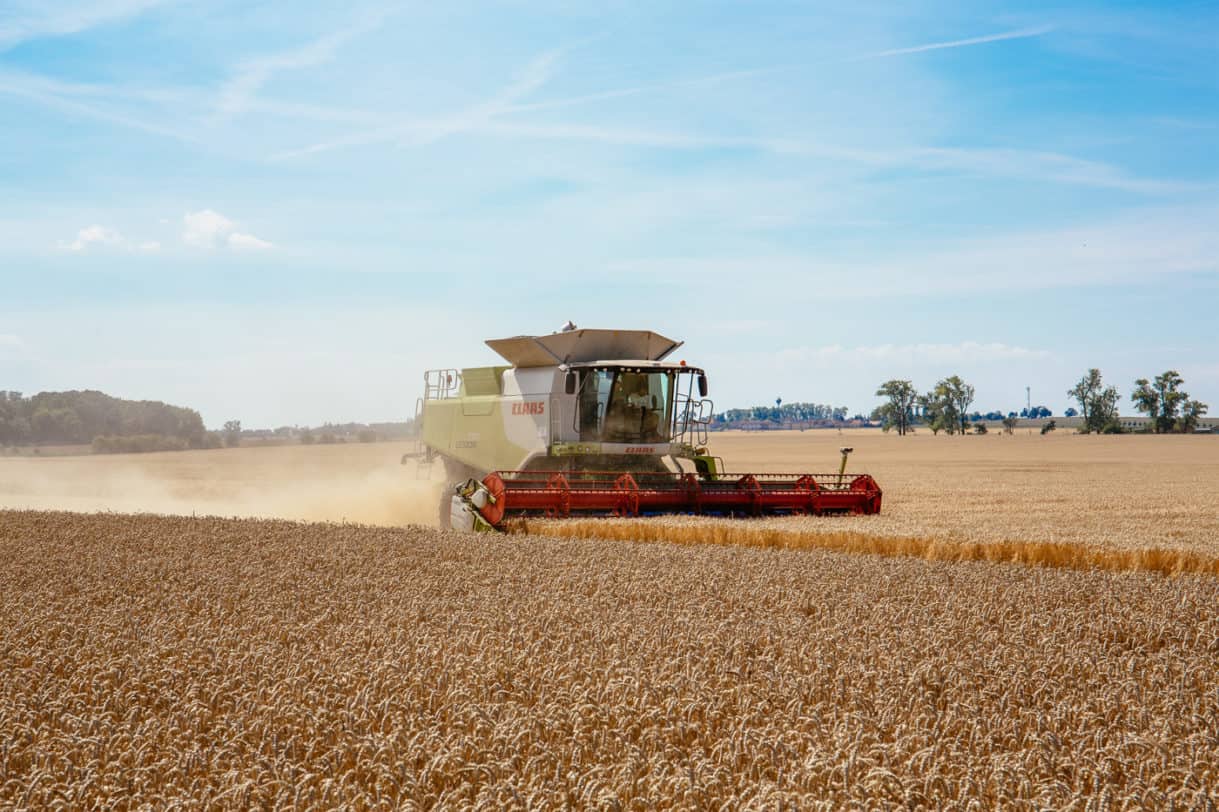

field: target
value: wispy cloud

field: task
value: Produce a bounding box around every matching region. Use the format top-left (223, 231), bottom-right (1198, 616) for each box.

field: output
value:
top-left (0, 0), bottom-right (168, 52)
top-left (505, 26), bottom-right (1053, 116)
top-left (505, 65), bottom-right (791, 115)
top-left (215, 11), bottom-right (389, 119)
top-left (272, 48), bottom-right (563, 160)
top-left (0, 334), bottom-right (24, 349)
top-left (474, 122), bottom-right (1188, 194)
top-left (0, 72), bottom-right (200, 144)
top-left (904, 146), bottom-right (1194, 194)
top-left (0, 68), bottom-right (183, 104)
top-left (182, 210), bottom-right (272, 250)
top-left (857, 25), bottom-right (1055, 60)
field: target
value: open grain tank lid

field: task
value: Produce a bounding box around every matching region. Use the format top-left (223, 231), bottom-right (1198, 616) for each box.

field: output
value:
top-left (486, 329), bottom-right (683, 368)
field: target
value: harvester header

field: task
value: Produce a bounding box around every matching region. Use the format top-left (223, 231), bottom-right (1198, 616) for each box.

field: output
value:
top-left (402, 326), bottom-right (882, 531)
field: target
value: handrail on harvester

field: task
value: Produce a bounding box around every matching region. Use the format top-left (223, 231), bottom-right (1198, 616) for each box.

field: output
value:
top-left (472, 469), bottom-right (882, 527)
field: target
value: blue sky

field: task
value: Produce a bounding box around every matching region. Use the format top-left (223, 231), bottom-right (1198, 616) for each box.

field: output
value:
top-left (1, 0), bottom-right (1216, 427)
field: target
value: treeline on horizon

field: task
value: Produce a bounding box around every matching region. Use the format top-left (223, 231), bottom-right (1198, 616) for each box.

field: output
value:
top-left (0, 390), bottom-right (418, 454)
top-left (0, 390), bottom-right (212, 452)
top-left (714, 402), bottom-right (856, 427)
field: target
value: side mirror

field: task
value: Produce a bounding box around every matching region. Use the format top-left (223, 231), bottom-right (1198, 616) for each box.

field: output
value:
top-left (698, 373), bottom-right (708, 398)
top-left (564, 370), bottom-right (577, 395)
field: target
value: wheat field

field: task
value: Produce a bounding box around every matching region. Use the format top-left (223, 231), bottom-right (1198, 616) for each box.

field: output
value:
top-left (3, 433), bottom-right (1219, 807)
top-left (2, 510), bottom-right (1218, 809)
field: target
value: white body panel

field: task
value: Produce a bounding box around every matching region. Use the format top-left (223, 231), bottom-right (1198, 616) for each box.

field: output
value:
top-left (500, 367), bottom-right (563, 457)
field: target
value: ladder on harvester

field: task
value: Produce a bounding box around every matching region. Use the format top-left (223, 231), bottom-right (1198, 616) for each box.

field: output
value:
top-left (400, 369), bottom-right (461, 479)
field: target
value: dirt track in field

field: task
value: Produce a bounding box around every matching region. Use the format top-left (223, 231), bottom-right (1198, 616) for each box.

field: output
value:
top-left (2, 430), bottom-right (1218, 557)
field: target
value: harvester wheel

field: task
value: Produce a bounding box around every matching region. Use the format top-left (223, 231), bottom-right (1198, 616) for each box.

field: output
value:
top-left (437, 485), bottom-right (453, 530)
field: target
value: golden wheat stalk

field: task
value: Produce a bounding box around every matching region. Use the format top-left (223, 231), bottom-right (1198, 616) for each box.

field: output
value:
top-left (522, 518), bottom-right (1219, 577)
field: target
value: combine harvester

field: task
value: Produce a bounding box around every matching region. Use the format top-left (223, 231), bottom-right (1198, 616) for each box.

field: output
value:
top-left (403, 327), bottom-right (882, 531)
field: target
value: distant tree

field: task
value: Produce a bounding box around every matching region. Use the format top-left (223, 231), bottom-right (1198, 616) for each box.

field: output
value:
top-left (934, 375), bottom-right (975, 436)
top-left (1131, 379), bottom-right (1159, 431)
top-left (1180, 399), bottom-right (1209, 433)
top-left (30, 408), bottom-right (57, 444)
top-left (1040, 420), bottom-right (1057, 435)
top-left (29, 408), bottom-right (84, 443)
top-left (1132, 371), bottom-right (1194, 433)
top-left (1069, 369), bottom-right (1102, 431)
top-left (1069, 369), bottom-right (1120, 433)
top-left (1002, 415), bottom-right (1018, 434)
top-left (1064, 407), bottom-right (1078, 418)
top-left (874, 380), bottom-right (917, 436)
top-left (300, 430), bottom-right (316, 445)
top-left (223, 420), bottom-right (242, 448)
top-left (357, 429), bottom-right (378, 443)
top-left (973, 423), bottom-right (988, 435)
top-left (919, 389), bottom-right (947, 435)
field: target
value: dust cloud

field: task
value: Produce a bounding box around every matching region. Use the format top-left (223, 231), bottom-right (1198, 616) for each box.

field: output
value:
top-left (0, 442), bottom-right (447, 527)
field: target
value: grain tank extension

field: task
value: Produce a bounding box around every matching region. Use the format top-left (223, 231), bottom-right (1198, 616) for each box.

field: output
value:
top-left (402, 327), bottom-right (882, 531)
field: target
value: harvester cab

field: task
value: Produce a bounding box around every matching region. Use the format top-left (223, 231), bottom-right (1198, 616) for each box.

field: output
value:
top-left (403, 327), bottom-right (882, 531)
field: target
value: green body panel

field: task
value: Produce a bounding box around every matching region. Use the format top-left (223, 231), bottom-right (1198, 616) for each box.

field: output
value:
top-left (692, 455), bottom-right (720, 479)
top-left (421, 365), bottom-right (542, 475)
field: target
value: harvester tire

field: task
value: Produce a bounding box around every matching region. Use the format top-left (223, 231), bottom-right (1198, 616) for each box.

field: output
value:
top-left (437, 485), bottom-right (453, 530)
top-left (436, 456), bottom-right (477, 531)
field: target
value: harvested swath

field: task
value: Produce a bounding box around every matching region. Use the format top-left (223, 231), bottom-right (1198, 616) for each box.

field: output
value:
top-left (525, 517), bottom-right (1219, 576)
top-left (3, 510), bottom-right (1218, 809)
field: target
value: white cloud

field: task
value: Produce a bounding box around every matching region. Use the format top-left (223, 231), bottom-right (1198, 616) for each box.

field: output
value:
top-left (227, 232), bottom-right (273, 251)
top-left (182, 209), bottom-right (272, 251)
top-left (67, 224), bottom-right (123, 251)
top-left (182, 209), bottom-right (235, 247)
top-left (62, 224), bottom-right (159, 253)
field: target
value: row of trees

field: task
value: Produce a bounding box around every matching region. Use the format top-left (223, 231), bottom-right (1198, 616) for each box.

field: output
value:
top-left (1069, 369), bottom-right (1208, 434)
top-left (0, 391), bottom-right (210, 448)
top-left (716, 402), bottom-right (850, 425)
top-left (873, 369), bottom-right (1211, 437)
top-left (873, 377), bottom-right (977, 436)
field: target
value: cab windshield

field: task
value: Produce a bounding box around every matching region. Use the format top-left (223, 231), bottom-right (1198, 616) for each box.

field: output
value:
top-left (577, 368), bottom-right (673, 443)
